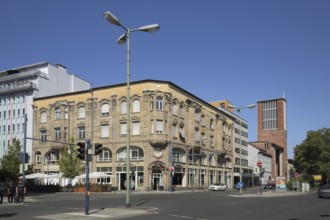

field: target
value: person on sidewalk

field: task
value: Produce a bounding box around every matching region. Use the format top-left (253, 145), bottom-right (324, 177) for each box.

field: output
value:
top-left (0, 182), bottom-right (5, 204)
top-left (16, 179), bottom-right (26, 203)
top-left (7, 181), bottom-right (15, 203)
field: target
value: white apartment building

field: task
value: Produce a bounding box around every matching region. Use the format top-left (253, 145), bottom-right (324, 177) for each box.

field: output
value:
top-left (0, 62), bottom-right (91, 163)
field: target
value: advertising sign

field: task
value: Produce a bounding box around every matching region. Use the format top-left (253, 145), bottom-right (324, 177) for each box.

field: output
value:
top-left (275, 176), bottom-right (286, 189)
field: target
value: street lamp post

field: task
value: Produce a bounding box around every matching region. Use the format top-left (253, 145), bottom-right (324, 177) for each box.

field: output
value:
top-left (103, 11), bottom-right (159, 208)
top-left (228, 104), bottom-right (256, 195)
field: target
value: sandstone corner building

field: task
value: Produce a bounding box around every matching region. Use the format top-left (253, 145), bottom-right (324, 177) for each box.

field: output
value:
top-left (32, 80), bottom-right (237, 191)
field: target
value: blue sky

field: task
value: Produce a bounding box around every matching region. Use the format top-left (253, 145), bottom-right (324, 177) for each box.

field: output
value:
top-left (1, 0), bottom-right (329, 158)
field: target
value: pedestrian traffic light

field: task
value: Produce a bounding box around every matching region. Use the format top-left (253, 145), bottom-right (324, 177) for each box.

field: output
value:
top-left (94, 143), bottom-right (103, 155)
top-left (77, 142), bottom-right (86, 160)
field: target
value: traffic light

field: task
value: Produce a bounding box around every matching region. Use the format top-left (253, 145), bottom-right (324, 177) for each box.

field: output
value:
top-left (260, 168), bottom-right (265, 177)
top-left (77, 142), bottom-right (86, 160)
top-left (94, 143), bottom-right (103, 155)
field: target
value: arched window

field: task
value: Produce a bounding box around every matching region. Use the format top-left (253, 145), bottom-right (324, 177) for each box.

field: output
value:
top-left (78, 106), bottom-right (85, 118)
top-left (54, 107), bottom-right (61, 120)
top-left (121, 101), bottom-right (127, 114)
top-left (101, 103), bottom-right (110, 116)
top-left (97, 148), bottom-right (112, 162)
top-left (117, 146), bottom-right (144, 161)
top-left (156, 96), bottom-right (163, 110)
top-left (40, 112), bottom-right (47, 123)
top-left (132, 100), bottom-right (140, 113)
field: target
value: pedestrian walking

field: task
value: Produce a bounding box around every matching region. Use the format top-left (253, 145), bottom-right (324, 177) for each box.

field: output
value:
top-left (7, 181), bottom-right (15, 203)
top-left (0, 182), bottom-right (5, 204)
top-left (16, 179), bottom-right (26, 203)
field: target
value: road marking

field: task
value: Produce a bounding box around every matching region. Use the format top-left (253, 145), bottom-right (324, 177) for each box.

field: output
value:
top-left (167, 214), bottom-right (208, 220)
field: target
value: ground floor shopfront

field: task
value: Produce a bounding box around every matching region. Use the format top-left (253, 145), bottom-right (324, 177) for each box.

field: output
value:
top-left (95, 161), bottom-right (234, 191)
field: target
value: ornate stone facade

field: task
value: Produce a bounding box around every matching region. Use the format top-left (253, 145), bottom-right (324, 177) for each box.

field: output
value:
top-left (32, 80), bottom-right (235, 190)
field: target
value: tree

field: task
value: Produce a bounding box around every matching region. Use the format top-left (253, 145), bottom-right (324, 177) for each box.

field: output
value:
top-left (293, 128), bottom-right (330, 184)
top-left (58, 138), bottom-right (84, 185)
top-left (0, 138), bottom-right (22, 180)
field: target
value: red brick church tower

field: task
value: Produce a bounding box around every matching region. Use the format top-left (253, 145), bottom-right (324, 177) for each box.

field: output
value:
top-left (251, 98), bottom-right (288, 181)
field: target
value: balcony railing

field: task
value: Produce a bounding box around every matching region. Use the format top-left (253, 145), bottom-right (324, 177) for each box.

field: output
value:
top-left (0, 81), bottom-right (37, 95)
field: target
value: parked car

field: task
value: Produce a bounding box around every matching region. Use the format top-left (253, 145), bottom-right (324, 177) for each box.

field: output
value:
top-left (209, 183), bottom-right (226, 191)
top-left (264, 183), bottom-right (276, 189)
top-left (317, 184), bottom-right (330, 198)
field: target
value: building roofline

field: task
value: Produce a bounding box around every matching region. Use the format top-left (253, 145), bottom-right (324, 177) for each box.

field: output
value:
top-left (257, 97), bottom-right (286, 103)
top-left (34, 79), bottom-right (235, 119)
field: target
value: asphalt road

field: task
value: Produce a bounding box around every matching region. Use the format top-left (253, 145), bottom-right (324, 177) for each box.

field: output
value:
top-left (0, 190), bottom-right (329, 220)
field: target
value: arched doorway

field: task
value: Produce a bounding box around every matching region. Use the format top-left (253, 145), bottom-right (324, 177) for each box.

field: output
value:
top-left (148, 162), bottom-right (165, 191)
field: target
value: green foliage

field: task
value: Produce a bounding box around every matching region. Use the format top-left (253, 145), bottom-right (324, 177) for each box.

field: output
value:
top-left (58, 138), bottom-right (84, 180)
top-left (293, 128), bottom-right (330, 184)
top-left (0, 138), bottom-right (22, 180)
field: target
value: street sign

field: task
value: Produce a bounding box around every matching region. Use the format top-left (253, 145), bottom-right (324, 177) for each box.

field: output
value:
top-left (237, 182), bottom-right (243, 189)
top-left (257, 161), bottom-right (262, 167)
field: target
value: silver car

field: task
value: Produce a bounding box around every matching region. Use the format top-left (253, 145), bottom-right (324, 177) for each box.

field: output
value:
top-left (317, 185), bottom-right (330, 198)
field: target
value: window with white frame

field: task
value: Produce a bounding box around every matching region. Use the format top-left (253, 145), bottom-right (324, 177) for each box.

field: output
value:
top-left (117, 147), bottom-right (144, 161)
top-left (210, 118), bottom-right (214, 130)
top-left (194, 110), bottom-right (199, 122)
top-left (156, 120), bottom-right (163, 134)
top-left (201, 115), bottom-right (205, 127)
top-left (132, 100), bottom-right (140, 113)
top-left (172, 101), bottom-right (177, 115)
top-left (40, 112), bottom-right (47, 123)
top-left (97, 148), bottom-right (112, 162)
top-left (64, 127), bottom-right (68, 140)
top-left (35, 152), bottom-right (42, 165)
top-left (78, 126), bottom-right (85, 139)
top-left (131, 147), bottom-right (144, 160)
top-left (150, 97), bottom-right (154, 110)
top-left (172, 148), bottom-right (184, 162)
top-left (54, 128), bottom-right (61, 140)
top-left (101, 103), bottom-right (110, 116)
top-left (121, 123), bottom-right (127, 135)
top-left (101, 124), bottom-right (109, 138)
top-left (156, 96), bottom-right (163, 110)
top-left (64, 107), bottom-right (69, 119)
top-left (210, 136), bottom-right (214, 147)
top-left (55, 107), bottom-right (61, 120)
top-left (132, 121), bottom-right (140, 135)
top-left (120, 101), bottom-right (126, 114)
top-left (78, 106), bottom-right (86, 118)
top-left (12, 124), bottom-right (15, 133)
top-left (194, 129), bottom-right (199, 141)
top-left (172, 124), bottom-right (177, 137)
top-left (179, 104), bottom-right (184, 117)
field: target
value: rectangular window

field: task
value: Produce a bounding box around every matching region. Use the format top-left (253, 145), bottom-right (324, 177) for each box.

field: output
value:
top-left (40, 130), bottom-right (47, 141)
top-left (101, 124), bottom-right (109, 138)
top-left (64, 127), bottom-right (68, 140)
top-left (132, 122), bottom-right (140, 135)
top-left (262, 100), bottom-right (277, 130)
top-left (172, 124), bottom-right (177, 137)
top-left (121, 123), bottom-right (127, 135)
top-left (194, 129), bottom-right (199, 141)
top-left (78, 126), bottom-right (85, 139)
top-left (156, 120), bottom-right (163, 134)
top-left (55, 128), bottom-right (61, 140)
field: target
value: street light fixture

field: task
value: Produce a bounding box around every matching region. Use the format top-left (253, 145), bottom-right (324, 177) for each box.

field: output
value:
top-left (103, 11), bottom-right (159, 208)
top-left (227, 104), bottom-right (256, 195)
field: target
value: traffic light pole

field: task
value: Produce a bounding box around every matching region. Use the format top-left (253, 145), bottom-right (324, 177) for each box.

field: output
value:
top-left (85, 139), bottom-right (91, 215)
